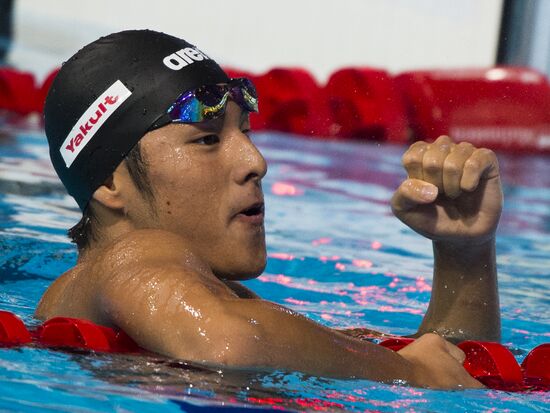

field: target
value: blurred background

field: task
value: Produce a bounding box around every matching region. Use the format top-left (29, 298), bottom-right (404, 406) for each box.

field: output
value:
top-left (0, 0), bottom-right (549, 81)
top-left (2, 0), bottom-right (550, 152)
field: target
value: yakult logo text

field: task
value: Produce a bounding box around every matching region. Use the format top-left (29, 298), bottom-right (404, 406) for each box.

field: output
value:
top-left (61, 80), bottom-right (132, 167)
top-left (163, 47), bottom-right (210, 70)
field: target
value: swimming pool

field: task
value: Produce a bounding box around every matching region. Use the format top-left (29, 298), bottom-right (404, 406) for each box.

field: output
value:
top-left (1, 121), bottom-right (549, 412)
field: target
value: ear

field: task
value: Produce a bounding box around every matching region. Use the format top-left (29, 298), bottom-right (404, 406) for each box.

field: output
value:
top-left (91, 169), bottom-right (126, 211)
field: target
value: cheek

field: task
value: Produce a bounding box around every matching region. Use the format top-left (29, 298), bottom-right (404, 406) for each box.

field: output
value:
top-left (147, 143), bottom-right (196, 194)
top-left (154, 144), bottom-right (192, 179)
top-left (148, 163), bottom-right (225, 228)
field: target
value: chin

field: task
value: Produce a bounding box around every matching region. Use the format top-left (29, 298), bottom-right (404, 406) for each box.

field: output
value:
top-left (217, 253), bottom-right (267, 281)
top-left (237, 265), bottom-right (266, 280)
top-left (224, 262), bottom-right (266, 281)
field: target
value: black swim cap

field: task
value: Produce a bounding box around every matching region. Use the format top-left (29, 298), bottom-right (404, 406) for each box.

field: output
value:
top-left (44, 30), bottom-right (229, 210)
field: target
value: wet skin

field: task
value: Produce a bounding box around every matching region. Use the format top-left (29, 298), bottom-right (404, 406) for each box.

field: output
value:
top-left (36, 103), bottom-right (501, 389)
top-left (111, 102), bottom-right (268, 280)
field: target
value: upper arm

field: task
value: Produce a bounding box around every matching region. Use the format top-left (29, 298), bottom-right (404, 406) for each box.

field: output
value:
top-left (95, 231), bottom-right (264, 364)
top-left (99, 261), bottom-right (255, 363)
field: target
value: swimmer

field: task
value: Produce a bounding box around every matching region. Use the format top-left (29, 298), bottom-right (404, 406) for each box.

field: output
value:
top-left (36, 30), bottom-right (502, 389)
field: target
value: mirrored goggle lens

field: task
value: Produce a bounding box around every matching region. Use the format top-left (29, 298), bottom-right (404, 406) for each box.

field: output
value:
top-left (195, 84), bottom-right (227, 106)
top-left (167, 78), bottom-right (258, 123)
top-left (167, 92), bottom-right (204, 122)
top-left (167, 91), bottom-right (224, 123)
top-left (229, 78), bottom-right (258, 113)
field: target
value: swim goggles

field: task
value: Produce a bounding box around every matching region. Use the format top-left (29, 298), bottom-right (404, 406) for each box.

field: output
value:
top-left (150, 77), bottom-right (258, 130)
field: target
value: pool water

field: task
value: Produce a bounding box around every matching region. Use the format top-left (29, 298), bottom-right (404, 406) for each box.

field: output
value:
top-left (0, 120), bottom-right (549, 412)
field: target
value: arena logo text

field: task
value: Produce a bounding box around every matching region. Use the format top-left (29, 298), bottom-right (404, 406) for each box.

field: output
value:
top-left (163, 47), bottom-right (210, 70)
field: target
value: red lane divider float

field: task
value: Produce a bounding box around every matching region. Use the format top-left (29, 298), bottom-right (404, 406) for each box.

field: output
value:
top-left (0, 68), bottom-right (40, 115)
top-left (379, 337), bottom-right (550, 391)
top-left (36, 317), bottom-right (141, 353)
top-left (0, 310), bottom-right (32, 345)
top-left (0, 310), bottom-right (140, 353)
top-left (395, 66), bottom-right (550, 153)
top-left (253, 67), bottom-right (332, 137)
top-left (1, 310), bottom-right (548, 391)
top-left (324, 67), bottom-right (409, 142)
top-left (2, 65), bottom-right (550, 154)
top-left (0, 67), bottom-right (59, 116)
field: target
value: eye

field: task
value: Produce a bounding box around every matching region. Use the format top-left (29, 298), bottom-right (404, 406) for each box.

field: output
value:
top-left (194, 135), bottom-right (220, 145)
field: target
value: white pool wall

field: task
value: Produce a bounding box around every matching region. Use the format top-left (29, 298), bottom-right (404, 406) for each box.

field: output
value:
top-left (10, 0), bottom-right (503, 82)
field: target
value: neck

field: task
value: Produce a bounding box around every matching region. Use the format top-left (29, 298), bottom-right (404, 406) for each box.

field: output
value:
top-left (77, 210), bottom-right (139, 262)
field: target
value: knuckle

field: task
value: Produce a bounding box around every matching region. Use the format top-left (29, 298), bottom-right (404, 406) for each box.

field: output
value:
top-left (410, 141), bottom-right (428, 149)
top-left (437, 143), bottom-right (452, 154)
top-left (435, 135), bottom-right (453, 144)
top-left (477, 147), bottom-right (497, 160)
top-left (443, 160), bottom-right (461, 175)
top-left (402, 151), bottom-right (422, 167)
top-left (464, 158), bottom-right (480, 170)
top-left (422, 155), bottom-right (441, 172)
top-left (457, 141), bottom-right (474, 151)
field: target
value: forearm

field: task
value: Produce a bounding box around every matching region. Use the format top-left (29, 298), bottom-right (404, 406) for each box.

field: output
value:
top-left (415, 239), bottom-right (500, 342)
top-left (204, 299), bottom-right (412, 382)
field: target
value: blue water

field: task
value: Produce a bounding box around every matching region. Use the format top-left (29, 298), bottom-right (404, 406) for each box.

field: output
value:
top-left (1, 123), bottom-right (549, 412)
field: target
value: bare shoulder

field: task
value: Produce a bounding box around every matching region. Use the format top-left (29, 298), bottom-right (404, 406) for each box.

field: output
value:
top-left (93, 230), bottom-right (248, 357)
top-left (35, 268), bottom-right (79, 320)
top-left (95, 229), bottom-right (238, 318)
top-left (37, 229), bottom-right (237, 328)
top-left (95, 228), bottom-right (226, 303)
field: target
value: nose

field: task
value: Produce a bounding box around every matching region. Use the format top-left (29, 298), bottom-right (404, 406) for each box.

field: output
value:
top-left (231, 131), bottom-right (268, 185)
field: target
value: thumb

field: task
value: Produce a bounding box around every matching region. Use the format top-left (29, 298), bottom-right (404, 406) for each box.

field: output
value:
top-left (443, 340), bottom-right (467, 364)
top-left (391, 179), bottom-right (439, 213)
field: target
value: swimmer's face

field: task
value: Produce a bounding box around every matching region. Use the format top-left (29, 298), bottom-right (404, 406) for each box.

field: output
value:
top-left (136, 101), bottom-right (267, 279)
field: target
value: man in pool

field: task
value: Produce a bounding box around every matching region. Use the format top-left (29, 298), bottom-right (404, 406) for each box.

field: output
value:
top-left (36, 30), bottom-right (502, 389)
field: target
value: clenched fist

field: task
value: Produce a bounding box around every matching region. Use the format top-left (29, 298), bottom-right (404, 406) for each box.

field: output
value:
top-left (391, 136), bottom-right (503, 245)
top-left (398, 333), bottom-right (484, 389)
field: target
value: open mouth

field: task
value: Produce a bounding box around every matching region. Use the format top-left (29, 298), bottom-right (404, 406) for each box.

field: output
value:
top-left (239, 202), bottom-right (265, 217)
